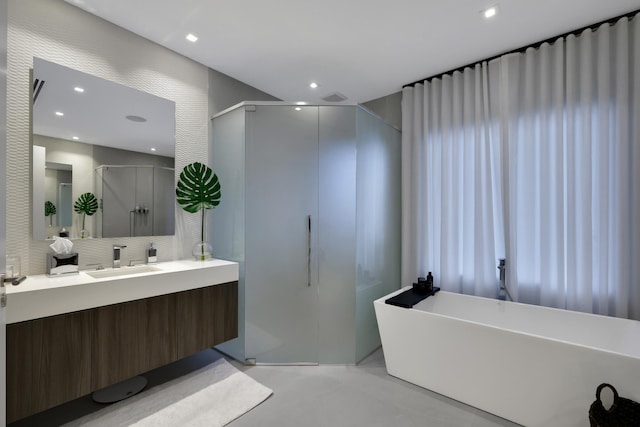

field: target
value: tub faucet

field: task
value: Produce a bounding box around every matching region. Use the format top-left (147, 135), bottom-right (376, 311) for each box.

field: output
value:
top-left (497, 258), bottom-right (513, 301)
top-left (113, 245), bottom-right (127, 268)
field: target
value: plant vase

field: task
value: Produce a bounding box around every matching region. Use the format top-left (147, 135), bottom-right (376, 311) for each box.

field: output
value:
top-left (80, 213), bottom-right (89, 239)
top-left (192, 241), bottom-right (213, 261)
top-left (192, 208), bottom-right (212, 260)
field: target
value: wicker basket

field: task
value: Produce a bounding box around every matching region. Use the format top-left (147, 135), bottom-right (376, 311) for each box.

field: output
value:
top-left (589, 383), bottom-right (640, 427)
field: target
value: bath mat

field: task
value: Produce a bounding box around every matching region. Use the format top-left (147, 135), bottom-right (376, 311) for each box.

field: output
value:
top-left (63, 358), bottom-right (273, 427)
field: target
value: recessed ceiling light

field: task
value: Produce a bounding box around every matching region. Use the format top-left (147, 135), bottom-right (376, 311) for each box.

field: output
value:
top-left (55, 111), bottom-right (64, 116)
top-left (309, 82), bottom-right (318, 89)
top-left (72, 136), bottom-right (79, 140)
top-left (186, 33), bottom-right (198, 42)
top-left (74, 87), bottom-right (84, 93)
top-left (295, 107), bottom-right (302, 111)
top-left (482, 6), bottom-right (498, 19)
top-left (150, 147), bottom-right (157, 152)
top-left (126, 115), bottom-right (147, 123)
top-left (296, 101), bottom-right (307, 105)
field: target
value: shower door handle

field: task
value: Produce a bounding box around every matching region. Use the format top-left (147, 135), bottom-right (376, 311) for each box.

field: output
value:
top-left (307, 215), bottom-right (311, 287)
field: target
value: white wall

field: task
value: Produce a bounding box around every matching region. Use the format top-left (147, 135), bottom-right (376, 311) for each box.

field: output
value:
top-left (208, 67), bottom-right (279, 116)
top-left (8, 0), bottom-right (209, 273)
top-left (362, 91), bottom-right (402, 130)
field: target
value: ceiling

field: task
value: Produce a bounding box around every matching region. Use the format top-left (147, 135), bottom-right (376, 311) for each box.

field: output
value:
top-left (65, 0), bottom-right (640, 104)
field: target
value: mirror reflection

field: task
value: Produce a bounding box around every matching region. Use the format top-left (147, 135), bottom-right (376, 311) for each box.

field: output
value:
top-left (45, 161), bottom-right (72, 227)
top-left (32, 58), bottom-right (176, 240)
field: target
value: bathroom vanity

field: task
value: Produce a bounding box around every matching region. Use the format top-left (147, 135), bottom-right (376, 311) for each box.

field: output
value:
top-left (5, 259), bottom-right (239, 423)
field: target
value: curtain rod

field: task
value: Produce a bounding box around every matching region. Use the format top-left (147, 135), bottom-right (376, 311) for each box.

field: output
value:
top-left (403, 9), bottom-right (639, 88)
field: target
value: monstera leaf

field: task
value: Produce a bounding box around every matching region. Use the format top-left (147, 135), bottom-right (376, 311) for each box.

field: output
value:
top-left (74, 192), bottom-right (98, 232)
top-left (176, 162), bottom-right (221, 214)
top-left (176, 162), bottom-right (222, 248)
top-left (45, 201), bottom-right (57, 217)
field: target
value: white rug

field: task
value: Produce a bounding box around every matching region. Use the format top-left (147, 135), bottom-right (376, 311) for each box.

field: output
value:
top-left (64, 358), bottom-right (273, 427)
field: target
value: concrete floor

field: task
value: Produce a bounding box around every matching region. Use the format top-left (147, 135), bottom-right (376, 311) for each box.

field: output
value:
top-left (228, 349), bottom-right (519, 427)
top-left (10, 348), bottom-right (520, 427)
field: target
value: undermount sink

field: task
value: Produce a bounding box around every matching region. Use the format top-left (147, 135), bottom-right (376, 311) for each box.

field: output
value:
top-left (86, 264), bottom-right (161, 279)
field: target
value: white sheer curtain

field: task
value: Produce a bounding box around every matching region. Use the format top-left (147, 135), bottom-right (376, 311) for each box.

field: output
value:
top-left (402, 14), bottom-right (640, 318)
top-left (401, 63), bottom-right (504, 298)
top-left (498, 16), bottom-right (640, 318)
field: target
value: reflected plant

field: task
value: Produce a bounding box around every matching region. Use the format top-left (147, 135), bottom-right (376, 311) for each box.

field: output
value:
top-left (74, 192), bottom-right (98, 238)
top-left (45, 201), bottom-right (57, 226)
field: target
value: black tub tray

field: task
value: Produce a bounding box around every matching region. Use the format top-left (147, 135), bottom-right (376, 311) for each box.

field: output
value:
top-left (385, 287), bottom-right (440, 308)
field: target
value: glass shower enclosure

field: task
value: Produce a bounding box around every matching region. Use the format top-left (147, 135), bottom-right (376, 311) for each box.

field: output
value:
top-left (211, 102), bottom-right (401, 364)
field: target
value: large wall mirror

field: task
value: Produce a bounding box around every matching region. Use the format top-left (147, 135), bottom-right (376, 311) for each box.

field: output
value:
top-left (32, 58), bottom-right (176, 240)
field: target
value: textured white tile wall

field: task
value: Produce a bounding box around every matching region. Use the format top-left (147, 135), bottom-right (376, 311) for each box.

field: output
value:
top-left (8, 0), bottom-right (209, 274)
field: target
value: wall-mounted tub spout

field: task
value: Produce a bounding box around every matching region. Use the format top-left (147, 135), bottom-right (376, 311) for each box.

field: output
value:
top-left (497, 258), bottom-right (513, 301)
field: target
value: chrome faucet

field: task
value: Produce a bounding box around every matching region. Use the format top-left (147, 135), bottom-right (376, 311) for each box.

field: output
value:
top-left (113, 245), bottom-right (127, 268)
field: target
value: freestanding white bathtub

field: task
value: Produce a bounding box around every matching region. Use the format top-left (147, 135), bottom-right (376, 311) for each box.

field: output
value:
top-left (374, 287), bottom-right (640, 427)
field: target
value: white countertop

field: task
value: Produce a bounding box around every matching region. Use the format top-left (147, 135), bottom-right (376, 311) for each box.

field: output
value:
top-left (6, 259), bottom-right (239, 324)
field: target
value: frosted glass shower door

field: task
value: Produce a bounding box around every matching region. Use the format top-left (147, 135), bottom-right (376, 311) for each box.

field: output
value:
top-left (244, 105), bottom-right (319, 364)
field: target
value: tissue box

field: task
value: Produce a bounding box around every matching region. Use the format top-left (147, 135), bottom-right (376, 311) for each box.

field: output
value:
top-left (47, 252), bottom-right (79, 276)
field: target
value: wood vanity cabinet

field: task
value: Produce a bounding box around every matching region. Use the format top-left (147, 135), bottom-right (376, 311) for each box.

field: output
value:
top-left (6, 281), bottom-right (238, 423)
top-left (7, 310), bottom-right (93, 423)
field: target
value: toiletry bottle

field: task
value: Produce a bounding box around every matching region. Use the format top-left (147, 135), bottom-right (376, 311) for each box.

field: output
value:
top-left (147, 243), bottom-right (157, 263)
top-left (426, 272), bottom-right (434, 292)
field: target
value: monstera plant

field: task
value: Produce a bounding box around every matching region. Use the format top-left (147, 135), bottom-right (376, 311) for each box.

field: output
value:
top-left (45, 201), bottom-right (57, 226)
top-left (74, 192), bottom-right (98, 238)
top-left (176, 162), bottom-right (221, 260)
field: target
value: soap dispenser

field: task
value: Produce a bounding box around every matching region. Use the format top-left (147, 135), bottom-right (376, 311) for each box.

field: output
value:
top-left (147, 243), bottom-right (157, 263)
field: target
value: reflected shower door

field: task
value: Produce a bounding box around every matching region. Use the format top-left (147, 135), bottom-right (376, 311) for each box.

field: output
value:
top-left (57, 182), bottom-right (72, 227)
top-left (245, 105), bottom-right (319, 364)
top-left (101, 166), bottom-right (136, 237)
top-left (133, 166), bottom-right (153, 236)
top-left (153, 167), bottom-right (175, 236)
